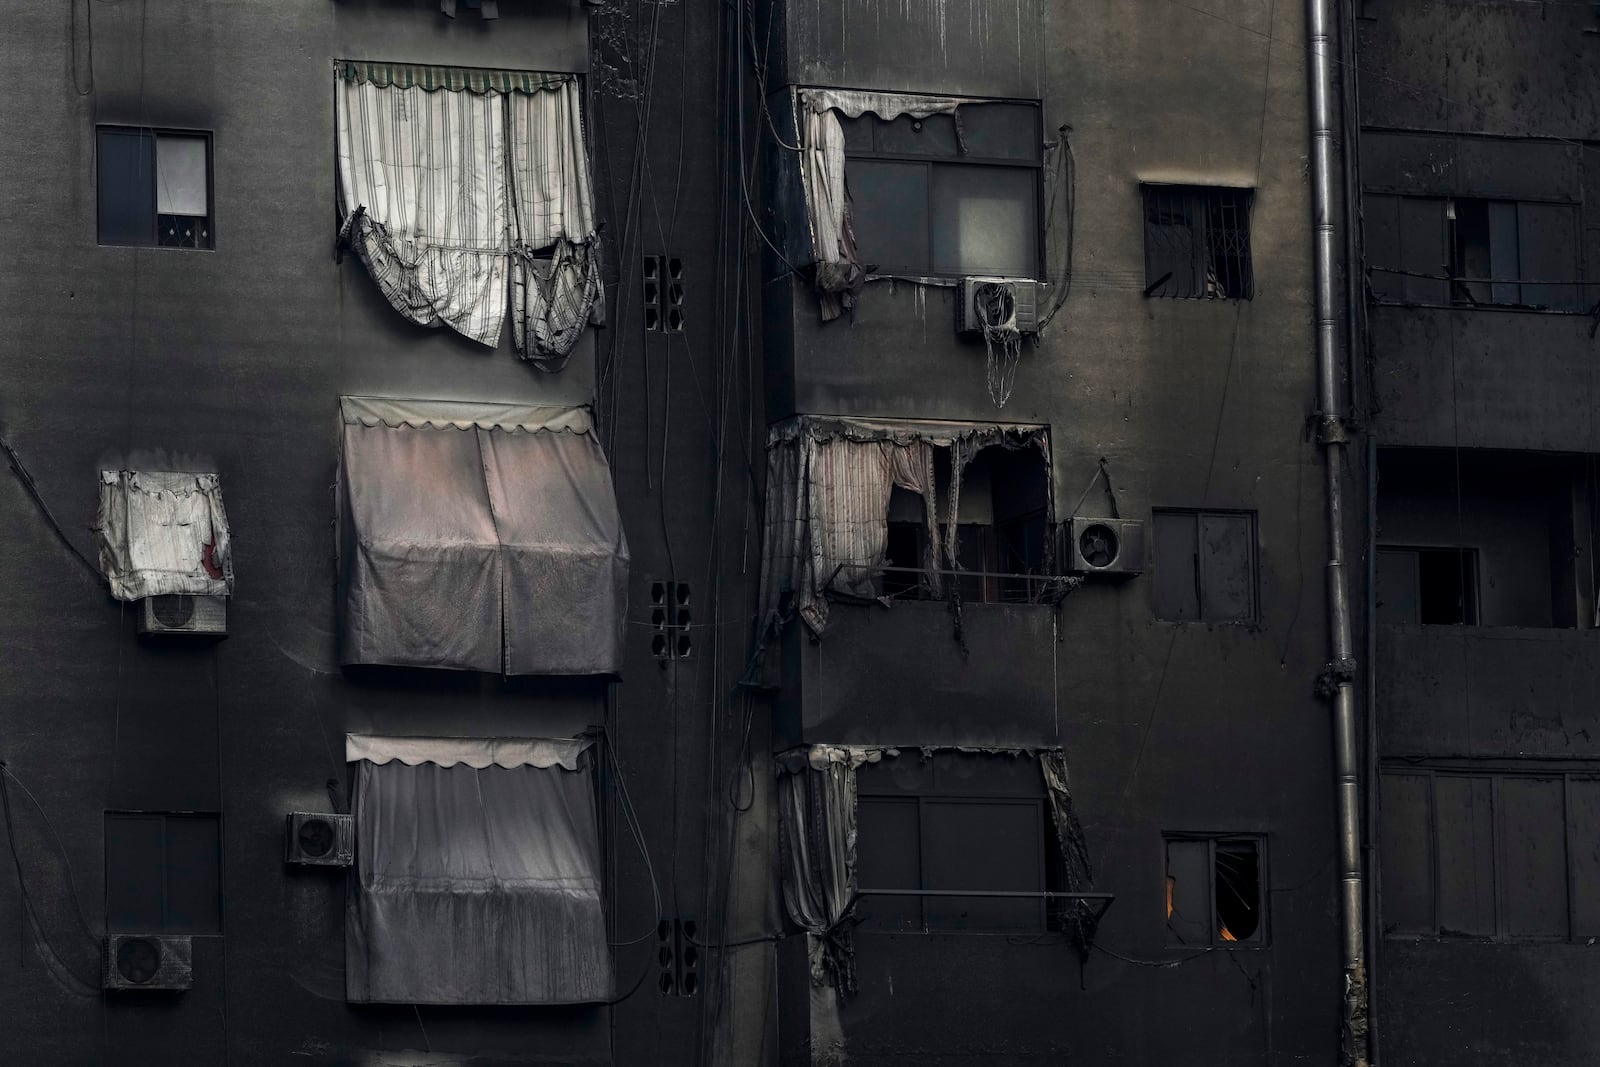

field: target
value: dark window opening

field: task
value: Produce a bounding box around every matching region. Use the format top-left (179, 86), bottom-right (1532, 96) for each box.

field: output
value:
top-left (1165, 835), bottom-right (1265, 947)
top-left (1152, 508), bottom-right (1258, 622)
top-left (856, 753), bottom-right (1051, 933)
top-left (97, 127), bottom-right (213, 249)
top-left (1142, 185), bottom-right (1254, 300)
top-left (1377, 546), bottom-right (1479, 626)
top-left (840, 103), bottom-right (1042, 279)
top-left (880, 443), bottom-right (1053, 604)
top-left (105, 812), bottom-right (222, 934)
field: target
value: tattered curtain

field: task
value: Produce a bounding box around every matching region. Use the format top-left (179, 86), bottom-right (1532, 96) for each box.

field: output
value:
top-left (756, 415), bottom-right (1050, 638)
top-left (345, 735), bottom-right (613, 1005)
top-left (336, 61), bottom-right (602, 363)
top-left (797, 89), bottom-right (968, 321)
top-left (95, 471), bottom-right (234, 601)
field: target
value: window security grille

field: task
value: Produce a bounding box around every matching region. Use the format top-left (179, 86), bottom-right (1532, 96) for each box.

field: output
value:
top-left (1142, 185), bottom-right (1254, 300)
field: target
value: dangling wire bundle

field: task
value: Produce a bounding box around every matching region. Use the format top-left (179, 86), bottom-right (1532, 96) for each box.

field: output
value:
top-left (975, 281), bottom-right (1023, 407)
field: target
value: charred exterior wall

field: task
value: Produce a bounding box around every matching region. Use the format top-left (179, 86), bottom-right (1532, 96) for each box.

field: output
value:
top-left (1359, 3), bottom-right (1600, 1064)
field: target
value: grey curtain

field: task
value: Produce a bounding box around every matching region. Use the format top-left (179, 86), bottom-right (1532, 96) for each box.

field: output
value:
top-left (339, 401), bottom-right (629, 675)
top-left (776, 747), bottom-right (865, 995)
top-left (345, 750), bottom-right (613, 1005)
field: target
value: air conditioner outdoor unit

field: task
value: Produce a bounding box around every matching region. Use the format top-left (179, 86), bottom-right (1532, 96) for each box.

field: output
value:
top-left (102, 934), bottom-right (192, 992)
top-left (956, 277), bottom-right (1041, 335)
top-left (137, 594), bottom-right (227, 637)
top-left (284, 812), bottom-right (355, 867)
top-left (1065, 517), bottom-right (1146, 578)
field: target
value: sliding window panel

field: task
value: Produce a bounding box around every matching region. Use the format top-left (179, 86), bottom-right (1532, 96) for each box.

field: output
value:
top-left (849, 161), bottom-right (930, 275)
top-left (1434, 775), bottom-right (1497, 938)
top-left (1379, 772), bottom-right (1434, 935)
top-left (1517, 202), bottom-right (1581, 310)
top-left (1498, 776), bottom-right (1569, 939)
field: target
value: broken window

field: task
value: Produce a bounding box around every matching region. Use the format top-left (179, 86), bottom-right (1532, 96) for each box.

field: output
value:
top-left (1377, 546), bottom-right (1479, 626)
top-left (1141, 185), bottom-right (1254, 300)
top-left (839, 103), bottom-right (1042, 278)
top-left (105, 812), bottom-right (222, 934)
top-left (1381, 767), bottom-right (1587, 942)
top-left (1164, 835), bottom-right (1264, 947)
top-left (1152, 509), bottom-right (1258, 622)
top-left (1364, 193), bottom-right (1580, 310)
top-left (97, 127), bottom-right (212, 249)
top-left (855, 753), bottom-right (1052, 933)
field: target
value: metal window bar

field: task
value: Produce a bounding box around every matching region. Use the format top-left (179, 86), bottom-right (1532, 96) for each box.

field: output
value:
top-left (1142, 185), bottom-right (1254, 300)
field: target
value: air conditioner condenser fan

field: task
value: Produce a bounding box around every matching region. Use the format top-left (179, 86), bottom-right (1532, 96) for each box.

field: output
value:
top-left (1078, 523), bottom-right (1120, 568)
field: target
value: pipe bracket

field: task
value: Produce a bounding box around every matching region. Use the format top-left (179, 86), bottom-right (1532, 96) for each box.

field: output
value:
top-left (1316, 656), bottom-right (1358, 699)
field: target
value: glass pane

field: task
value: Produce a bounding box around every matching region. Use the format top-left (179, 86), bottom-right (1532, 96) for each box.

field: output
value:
top-left (156, 134), bottom-right (208, 216)
top-left (97, 128), bottom-right (155, 246)
top-left (164, 815), bottom-right (222, 934)
top-left (922, 799), bottom-right (1042, 931)
top-left (1144, 187), bottom-right (1200, 297)
top-left (1153, 510), bottom-right (1200, 621)
top-left (848, 160), bottom-right (929, 274)
top-left (1214, 839), bottom-right (1262, 942)
top-left (105, 814), bottom-right (166, 932)
top-left (1434, 775), bottom-right (1497, 937)
top-left (1377, 548), bottom-right (1421, 625)
top-left (960, 103), bottom-right (1040, 161)
top-left (1165, 839), bottom-right (1210, 945)
top-left (856, 798), bottom-right (923, 931)
top-left (931, 165), bottom-right (1037, 276)
top-left (875, 114), bottom-right (958, 157)
top-left (1380, 773), bottom-right (1434, 935)
top-left (1498, 777), bottom-right (1568, 939)
top-left (1198, 512), bottom-right (1255, 622)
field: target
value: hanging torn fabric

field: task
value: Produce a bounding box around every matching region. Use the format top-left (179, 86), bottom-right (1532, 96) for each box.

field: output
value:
top-left (775, 746), bottom-right (880, 996)
top-left (345, 735), bottom-right (613, 1004)
top-left (508, 81), bottom-right (605, 369)
top-left (95, 471), bottom-right (234, 601)
top-left (796, 89), bottom-right (972, 322)
top-left (336, 62), bottom-right (602, 363)
top-left (755, 415), bottom-right (1050, 641)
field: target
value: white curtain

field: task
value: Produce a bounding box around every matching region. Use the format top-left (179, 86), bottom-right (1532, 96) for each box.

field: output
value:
top-left (95, 471), bottom-right (233, 601)
top-left (776, 746), bottom-right (870, 995)
top-left (337, 79), bottom-right (511, 347)
top-left (346, 743), bottom-right (614, 1005)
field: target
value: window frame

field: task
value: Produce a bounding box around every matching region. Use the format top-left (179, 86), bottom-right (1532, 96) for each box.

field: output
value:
top-left (1362, 191), bottom-right (1583, 312)
top-left (95, 124), bottom-right (216, 251)
top-left (1375, 543), bottom-right (1480, 626)
top-left (1152, 507), bottom-right (1261, 624)
top-left (1140, 183), bottom-right (1256, 301)
top-left (103, 809), bottom-right (224, 935)
top-left (838, 100), bottom-right (1045, 280)
top-left (855, 759), bottom-right (1052, 935)
top-left (1162, 832), bottom-right (1269, 949)
top-left (1379, 764), bottom-right (1600, 944)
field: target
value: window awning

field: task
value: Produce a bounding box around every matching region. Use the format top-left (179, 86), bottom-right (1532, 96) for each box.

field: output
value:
top-left (345, 739), bottom-right (612, 1004)
top-left (95, 470), bottom-right (233, 601)
top-left (345, 734), bottom-right (592, 770)
top-left (338, 397), bottom-right (628, 676)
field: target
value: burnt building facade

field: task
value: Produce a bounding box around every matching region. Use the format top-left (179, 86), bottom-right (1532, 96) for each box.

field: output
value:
top-left (1357, 3), bottom-right (1600, 1064)
top-left (0, 0), bottom-right (1387, 1064)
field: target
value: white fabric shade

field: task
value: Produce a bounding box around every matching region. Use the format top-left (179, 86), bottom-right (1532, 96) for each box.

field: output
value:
top-left (345, 734), bottom-right (593, 770)
top-left (156, 135), bottom-right (208, 215)
top-left (95, 471), bottom-right (233, 601)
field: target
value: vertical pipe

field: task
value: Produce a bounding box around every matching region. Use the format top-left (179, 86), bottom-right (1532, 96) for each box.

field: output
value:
top-left (1306, 0), bottom-right (1369, 1062)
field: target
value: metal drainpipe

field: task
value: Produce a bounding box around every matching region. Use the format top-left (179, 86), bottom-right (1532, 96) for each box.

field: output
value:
top-left (1306, 0), bottom-right (1369, 1063)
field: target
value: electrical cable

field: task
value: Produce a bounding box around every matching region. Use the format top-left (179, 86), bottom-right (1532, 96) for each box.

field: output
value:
top-left (0, 432), bottom-right (104, 584)
top-left (604, 733), bottom-right (664, 947)
top-left (1091, 942), bottom-right (1217, 968)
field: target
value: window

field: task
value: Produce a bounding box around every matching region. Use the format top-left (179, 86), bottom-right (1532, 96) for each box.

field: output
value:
top-left (1377, 546), bottom-right (1478, 625)
top-left (841, 103), bottom-right (1042, 278)
top-left (1164, 835), bottom-right (1265, 947)
top-left (1364, 193), bottom-right (1580, 310)
top-left (1152, 509), bottom-right (1258, 622)
top-left (1381, 768), bottom-right (1600, 941)
top-left (97, 127), bottom-right (212, 249)
top-left (1142, 185), bottom-right (1254, 300)
top-left (883, 444), bottom-right (1053, 603)
top-left (855, 753), bottom-right (1052, 932)
top-left (104, 812), bottom-right (222, 934)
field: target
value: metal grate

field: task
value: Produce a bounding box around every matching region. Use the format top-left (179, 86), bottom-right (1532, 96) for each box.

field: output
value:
top-left (1142, 185), bottom-right (1254, 300)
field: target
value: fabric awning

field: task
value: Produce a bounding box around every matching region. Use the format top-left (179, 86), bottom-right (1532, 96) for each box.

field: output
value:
top-left (339, 60), bottom-right (575, 95)
top-left (95, 470), bottom-right (233, 601)
top-left (345, 748), bottom-right (613, 1004)
top-left (345, 734), bottom-right (593, 770)
top-left (338, 397), bottom-right (628, 675)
